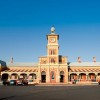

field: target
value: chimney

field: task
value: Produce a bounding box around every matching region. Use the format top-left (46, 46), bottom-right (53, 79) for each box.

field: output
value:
top-left (78, 57), bottom-right (81, 63)
top-left (10, 57), bottom-right (13, 64)
top-left (93, 57), bottom-right (96, 62)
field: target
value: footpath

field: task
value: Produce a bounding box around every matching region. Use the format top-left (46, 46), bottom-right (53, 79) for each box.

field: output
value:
top-left (35, 82), bottom-right (98, 86)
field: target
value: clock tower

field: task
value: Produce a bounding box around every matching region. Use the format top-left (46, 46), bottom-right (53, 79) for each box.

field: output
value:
top-left (46, 27), bottom-right (59, 64)
top-left (38, 27), bottom-right (68, 83)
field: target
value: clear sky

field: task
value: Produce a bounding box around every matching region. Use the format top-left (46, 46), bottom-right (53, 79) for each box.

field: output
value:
top-left (0, 0), bottom-right (100, 63)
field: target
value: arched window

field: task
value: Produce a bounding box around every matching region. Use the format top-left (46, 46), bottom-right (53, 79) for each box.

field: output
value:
top-left (51, 58), bottom-right (55, 63)
top-left (52, 49), bottom-right (56, 55)
top-left (51, 71), bottom-right (55, 79)
top-left (50, 49), bottom-right (56, 55)
top-left (51, 50), bottom-right (52, 55)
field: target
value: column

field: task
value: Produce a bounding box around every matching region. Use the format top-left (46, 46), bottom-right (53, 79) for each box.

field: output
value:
top-left (17, 74), bottom-right (20, 79)
top-left (38, 64), bottom-right (41, 83)
top-left (77, 73), bottom-right (79, 81)
top-left (46, 66), bottom-right (50, 83)
top-left (27, 73), bottom-right (29, 79)
top-left (66, 70), bottom-right (68, 84)
top-left (68, 74), bottom-right (70, 82)
top-left (95, 73), bottom-right (98, 82)
top-left (0, 73), bottom-right (1, 81)
top-left (8, 73), bottom-right (11, 80)
top-left (78, 73), bottom-right (81, 81)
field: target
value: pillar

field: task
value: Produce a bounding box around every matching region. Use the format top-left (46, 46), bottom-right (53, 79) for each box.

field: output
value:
top-left (56, 66), bottom-right (60, 83)
top-left (86, 73), bottom-right (88, 81)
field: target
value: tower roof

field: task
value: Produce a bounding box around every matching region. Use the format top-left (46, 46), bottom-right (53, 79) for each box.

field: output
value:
top-left (46, 27), bottom-right (59, 40)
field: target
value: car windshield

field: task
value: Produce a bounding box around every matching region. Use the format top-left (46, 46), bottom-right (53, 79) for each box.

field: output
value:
top-left (10, 80), bottom-right (14, 82)
top-left (29, 80), bottom-right (33, 82)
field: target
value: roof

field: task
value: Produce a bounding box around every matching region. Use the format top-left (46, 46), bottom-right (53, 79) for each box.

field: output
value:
top-left (6, 62), bottom-right (38, 67)
top-left (69, 62), bottom-right (100, 67)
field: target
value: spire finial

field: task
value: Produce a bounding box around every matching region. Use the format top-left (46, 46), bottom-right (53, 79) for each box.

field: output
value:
top-left (93, 56), bottom-right (96, 62)
top-left (78, 57), bottom-right (81, 63)
top-left (10, 57), bottom-right (13, 64)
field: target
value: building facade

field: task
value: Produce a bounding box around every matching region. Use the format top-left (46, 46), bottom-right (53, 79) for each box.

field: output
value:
top-left (1, 27), bottom-right (100, 84)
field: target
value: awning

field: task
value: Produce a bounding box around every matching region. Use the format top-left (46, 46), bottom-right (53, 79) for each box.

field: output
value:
top-left (2, 68), bottom-right (38, 72)
top-left (69, 68), bottom-right (100, 72)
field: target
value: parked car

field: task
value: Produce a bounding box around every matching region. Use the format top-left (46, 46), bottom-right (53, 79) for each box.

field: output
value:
top-left (28, 80), bottom-right (34, 85)
top-left (72, 79), bottom-right (77, 84)
top-left (3, 80), bottom-right (9, 86)
top-left (98, 80), bottom-right (100, 85)
top-left (16, 79), bottom-right (28, 85)
top-left (9, 80), bottom-right (17, 85)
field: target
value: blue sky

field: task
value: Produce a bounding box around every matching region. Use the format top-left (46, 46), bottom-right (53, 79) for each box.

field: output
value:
top-left (0, 0), bottom-right (100, 62)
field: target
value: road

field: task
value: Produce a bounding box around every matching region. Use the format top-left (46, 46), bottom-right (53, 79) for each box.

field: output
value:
top-left (0, 85), bottom-right (100, 100)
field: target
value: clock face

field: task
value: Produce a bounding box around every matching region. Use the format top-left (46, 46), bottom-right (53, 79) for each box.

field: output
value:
top-left (50, 38), bottom-right (55, 42)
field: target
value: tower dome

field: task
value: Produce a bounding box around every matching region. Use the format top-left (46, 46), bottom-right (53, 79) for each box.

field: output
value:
top-left (51, 26), bottom-right (55, 34)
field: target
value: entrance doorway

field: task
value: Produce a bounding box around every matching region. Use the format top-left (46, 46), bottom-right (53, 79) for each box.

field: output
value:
top-left (41, 71), bottom-right (46, 83)
top-left (60, 71), bottom-right (64, 82)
